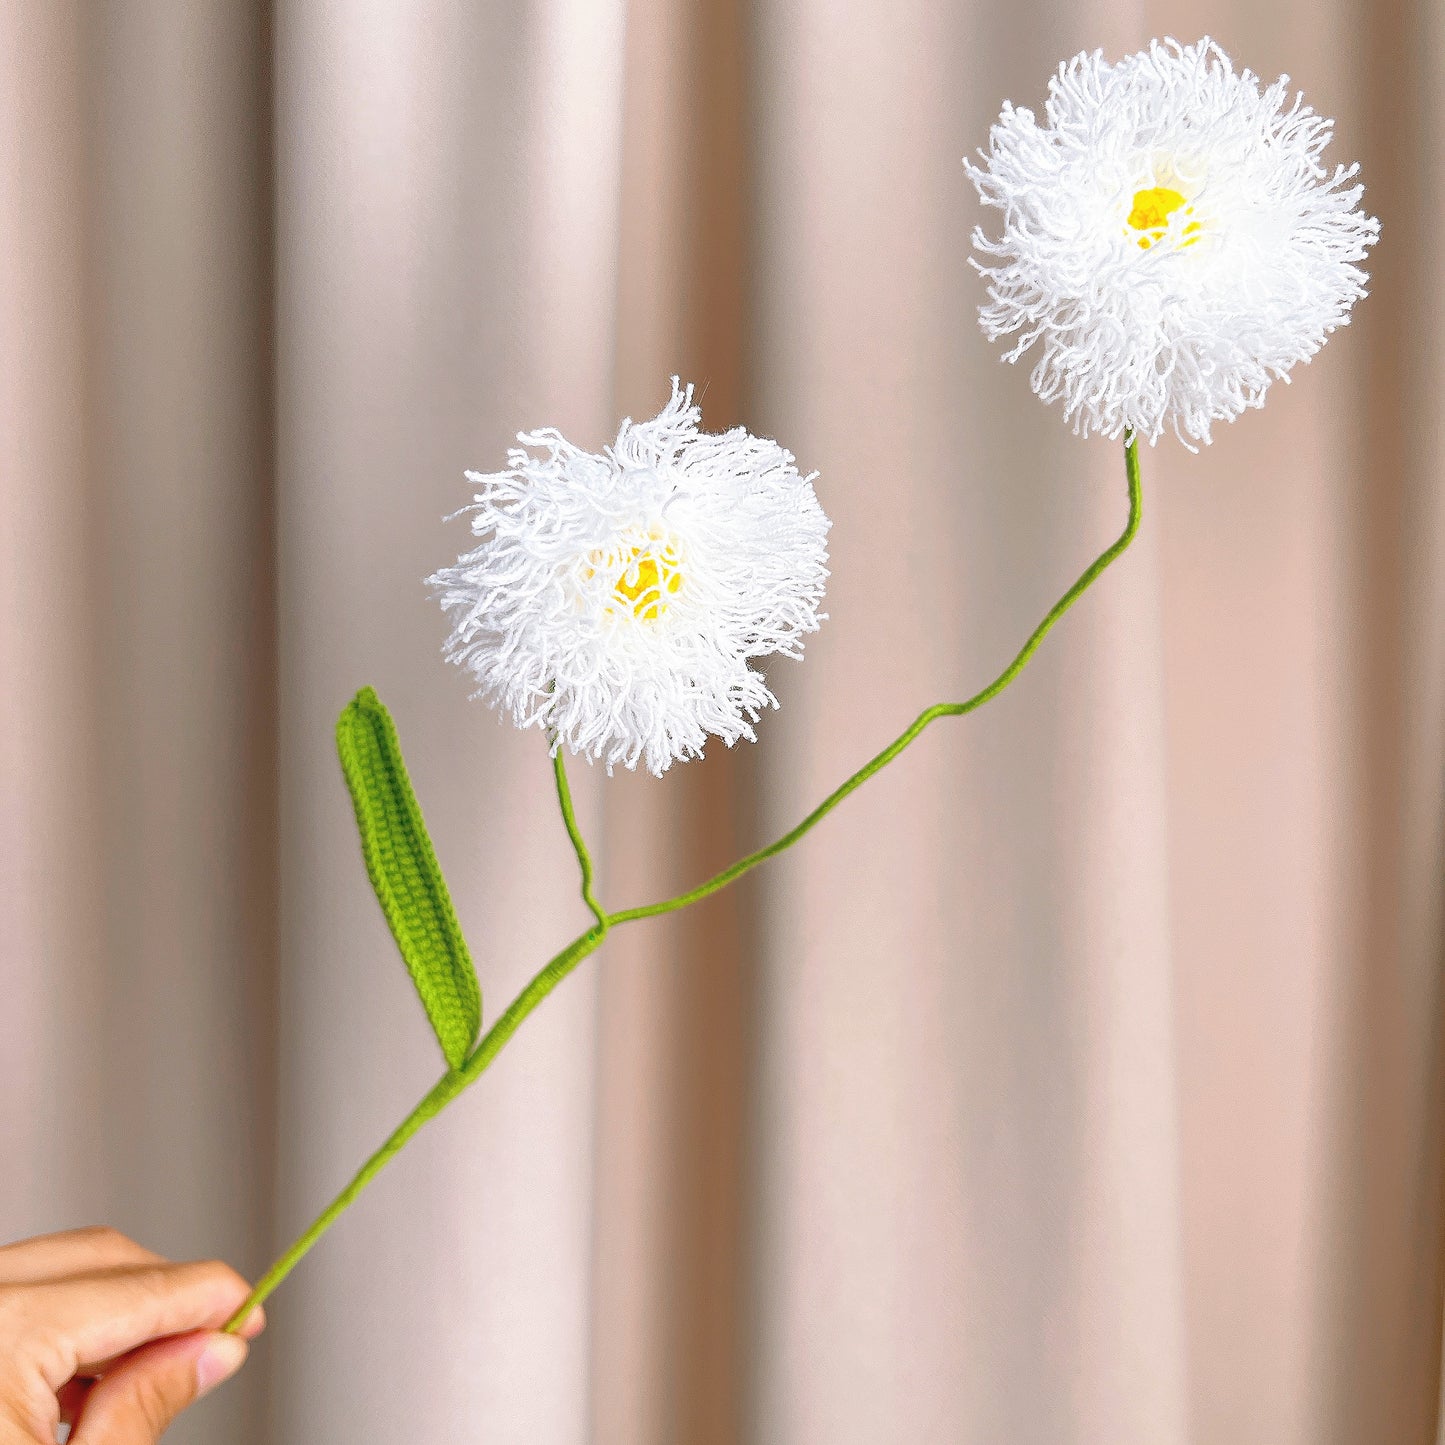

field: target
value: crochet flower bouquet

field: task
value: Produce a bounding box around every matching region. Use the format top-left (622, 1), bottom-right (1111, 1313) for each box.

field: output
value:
top-left (223, 38), bottom-right (1379, 1336)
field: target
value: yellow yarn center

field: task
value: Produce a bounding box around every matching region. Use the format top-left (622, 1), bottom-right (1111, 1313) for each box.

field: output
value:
top-left (602, 538), bottom-right (684, 621)
top-left (1127, 185), bottom-right (1201, 250)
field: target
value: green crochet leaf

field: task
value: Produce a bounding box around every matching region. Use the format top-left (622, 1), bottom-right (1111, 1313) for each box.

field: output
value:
top-left (337, 687), bottom-right (481, 1072)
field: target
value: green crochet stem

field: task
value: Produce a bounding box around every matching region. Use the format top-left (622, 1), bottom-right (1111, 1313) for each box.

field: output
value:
top-left (221, 927), bottom-right (606, 1333)
top-left (609, 435), bottom-right (1144, 926)
top-left (223, 436), bottom-right (1142, 1335)
top-left (552, 744), bottom-right (608, 934)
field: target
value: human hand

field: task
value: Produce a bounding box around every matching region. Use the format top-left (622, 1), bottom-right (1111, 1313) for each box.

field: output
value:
top-left (0, 1228), bottom-right (263, 1444)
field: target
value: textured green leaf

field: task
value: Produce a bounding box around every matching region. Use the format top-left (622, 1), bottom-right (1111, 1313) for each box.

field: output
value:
top-left (337, 687), bottom-right (481, 1070)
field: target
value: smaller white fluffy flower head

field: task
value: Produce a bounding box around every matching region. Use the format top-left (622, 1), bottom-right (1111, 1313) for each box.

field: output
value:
top-left (429, 380), bottom-right (830, 776)
top-left (967, 37), bottom-right (1380, 446)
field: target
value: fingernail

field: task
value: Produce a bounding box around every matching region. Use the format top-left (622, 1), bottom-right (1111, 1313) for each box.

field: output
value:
top-left (239, 1305), bottom-right (267, 1339)
top-left (195, 1335), bottom-right (248, 1397)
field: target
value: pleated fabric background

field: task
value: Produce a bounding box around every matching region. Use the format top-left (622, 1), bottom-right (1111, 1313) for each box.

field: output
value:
top-left (3, 0), bottom-right (1443, 1442)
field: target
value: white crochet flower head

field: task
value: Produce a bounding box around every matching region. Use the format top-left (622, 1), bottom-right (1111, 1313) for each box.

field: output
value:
top-left (429, 380), bottom-right (831, 776)
top-left (967, 37), bottom-right (1380, 446)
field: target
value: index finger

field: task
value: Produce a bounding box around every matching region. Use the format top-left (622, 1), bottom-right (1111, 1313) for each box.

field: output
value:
top-left (0, 1227), bottom-right (164, 1284)
top-left (6, 1261), bottom-right (254, 1387)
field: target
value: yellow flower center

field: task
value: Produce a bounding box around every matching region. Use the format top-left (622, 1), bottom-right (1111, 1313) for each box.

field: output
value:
top-left (1127, 185), bottom-right (1201, 250)
top-left (592, 535), bottom-right (684, 621)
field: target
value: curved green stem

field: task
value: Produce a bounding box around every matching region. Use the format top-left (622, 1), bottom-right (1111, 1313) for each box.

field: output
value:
top-left (224, 439), bottom-right (1141, 1333)
top-left (553, 747), bottom-right (607, 932)
top-left (608, 435), bottom-right (1142, 926)
top-left (223, 923), bottom-right (606, 1332)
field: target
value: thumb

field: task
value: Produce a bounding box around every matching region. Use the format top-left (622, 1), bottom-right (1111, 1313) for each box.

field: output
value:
top-left (71, 1332), bottom-right (247, 1444)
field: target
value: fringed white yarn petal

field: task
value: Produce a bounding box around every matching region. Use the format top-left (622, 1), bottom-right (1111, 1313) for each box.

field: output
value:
top-left (429, 380), bottom-right (831, 776)
top-left (967, 37), bottom-right (1380, 446)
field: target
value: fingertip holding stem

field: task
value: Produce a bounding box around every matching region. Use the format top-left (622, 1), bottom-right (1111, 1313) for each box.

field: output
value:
top-left (220, 1297), bottom-right (266, 1337)
top-left (195, 1333), bottom-right (248, 1397)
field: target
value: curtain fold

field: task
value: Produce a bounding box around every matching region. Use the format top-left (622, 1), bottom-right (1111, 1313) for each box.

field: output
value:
top-left (2, 5), bottom-right (276, 1441)
top-left (2, 2), bottom-right (1442, 1442)
top-left (266, 4), bottom-right (624, 1439)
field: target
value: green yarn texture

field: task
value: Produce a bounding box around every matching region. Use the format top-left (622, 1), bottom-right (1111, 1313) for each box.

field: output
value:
top-left (336, 687), bottom-right (481, 1071)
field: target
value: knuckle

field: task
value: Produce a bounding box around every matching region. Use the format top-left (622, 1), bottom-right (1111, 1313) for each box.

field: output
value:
top-left (0, 1282), bottom-right (38, 1348)
top-left (0, 1292), bottom-right (67, 1439)
top-left (1, 1375), bottom-right (61, 1443)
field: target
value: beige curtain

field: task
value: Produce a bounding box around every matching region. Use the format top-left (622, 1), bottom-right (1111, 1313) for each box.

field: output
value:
top-left (3, 2), bottom-right (1442, 1442)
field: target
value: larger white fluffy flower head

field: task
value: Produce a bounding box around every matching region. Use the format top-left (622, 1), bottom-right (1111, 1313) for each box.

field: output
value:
top-left (429, 381), bottom-right (830, 776)
top-left (968, 37), bottom-right (1379, 446)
